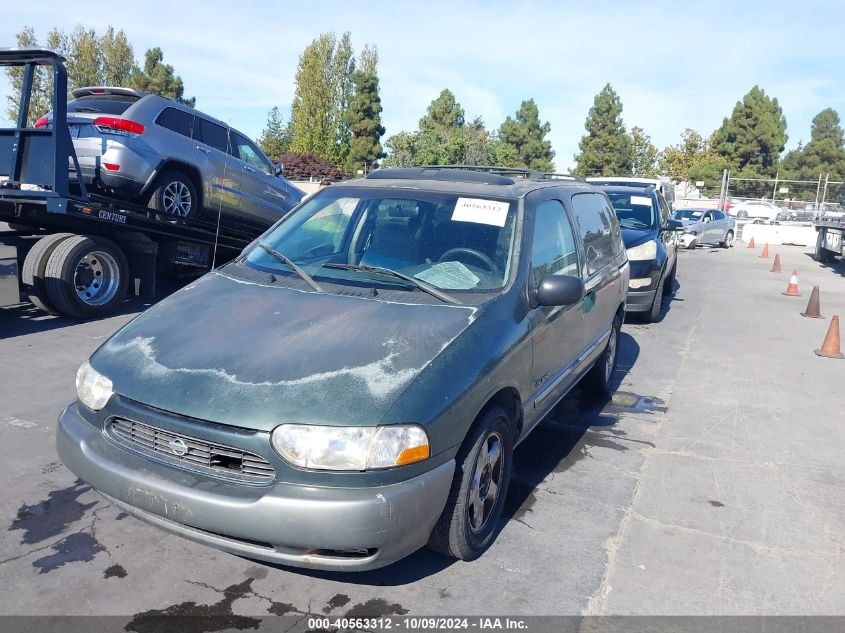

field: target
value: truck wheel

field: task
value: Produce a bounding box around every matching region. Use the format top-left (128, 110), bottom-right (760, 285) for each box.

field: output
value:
top-left (815, 231), bottom-right (833, 263)
top-left (584, 312), bottom-right (622, 398)
top-left (44, 235), bottom-right (129, 319)
top-left (720, 230), bottom-right (734, 248)
top-left (148, 169), bottom-right (197, 219)
top-left (428, 405), bottom-right (514, 561)
top-left (21, 233), bottom-right (75, 314)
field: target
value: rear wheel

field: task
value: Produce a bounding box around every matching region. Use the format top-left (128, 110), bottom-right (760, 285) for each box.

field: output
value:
top-left (584, 312), bottom-right (622, 397)
top-left (44, 235), bottom-right (129, 319)
top-left (428, 406), bottom-right (513, 561)
top-left (815, 231), bottom-right (834, 263)
top-left (21, 233), bottom-right (75, 314)
top-left (148, 169), bottom-right (198, 219)
top-left (720, 230), bottom-right (734, 249)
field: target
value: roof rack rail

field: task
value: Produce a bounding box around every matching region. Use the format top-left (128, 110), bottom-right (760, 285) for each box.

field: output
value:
top-left (421, 165), bottom-right (545, 179)
top-left (543, 172), bottom-right (585, 182)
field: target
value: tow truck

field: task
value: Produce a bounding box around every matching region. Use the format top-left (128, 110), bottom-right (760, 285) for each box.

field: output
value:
top-left (814, 206), bottom-right (845, 264)
top-left (0, 48), bottom-right (270, 318)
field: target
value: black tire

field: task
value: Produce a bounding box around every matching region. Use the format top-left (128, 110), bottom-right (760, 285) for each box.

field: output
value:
top-left (148, 169), bottom-right (198, 219)
top-left (21, 233), bottom-right (75, 314)
top-left (584, 312), bottom-right (622, 397)
top-left (815, 231), bottom-right (833, 263)
top-left (428, 406), bottom-right (514, 561)
top-left (43, 235), bottom-right (129, 319)
top-left (641, 271), bottom-right (664, 324)
top-left (662, 263), bottom-right (676, 296)
top-left (720, 230), bottom-right (734, 249)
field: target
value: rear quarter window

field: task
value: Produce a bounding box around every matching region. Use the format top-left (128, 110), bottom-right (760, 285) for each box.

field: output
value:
top-left (155, 107), bottom-right (194, 138)
top-left (570, 192), bottom-right (618, 276)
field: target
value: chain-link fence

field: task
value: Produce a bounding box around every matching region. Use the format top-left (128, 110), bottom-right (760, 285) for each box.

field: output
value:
top-left (725, 172), bottom-right (844, 222)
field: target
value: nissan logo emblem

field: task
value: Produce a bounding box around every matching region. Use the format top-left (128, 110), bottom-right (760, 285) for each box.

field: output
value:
top-left (168, 438), bottom-right (189, 457)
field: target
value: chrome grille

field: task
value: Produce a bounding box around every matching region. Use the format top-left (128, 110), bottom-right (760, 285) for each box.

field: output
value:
top-left (109, 418), bottom-right (275, 483)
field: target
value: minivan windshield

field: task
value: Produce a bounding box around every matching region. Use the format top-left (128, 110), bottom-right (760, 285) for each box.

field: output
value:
top-left (243, 186), bottom-right (518, 294)
top-left (605, 192), bottom-right (655, 229)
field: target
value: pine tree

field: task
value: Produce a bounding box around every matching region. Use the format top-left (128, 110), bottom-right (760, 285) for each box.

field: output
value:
top-left (574, 84), bottom-right (632, 177)
top-left (419, 89), bottom-right (465, 131)
top-left (258, 107), bottom-right (291, 161)
top-left (711, 86), bottom-right (787, 175)
top-left (629, 126), bottom-right (658, 177)
top-left (129, 48), bottom-right (195, 107)
top-left (499, 99), bottom-right (554, 172)
top-left (345, 69), bottom-right (385, 174)
top-left (782, 108), bottom-right (845, 184)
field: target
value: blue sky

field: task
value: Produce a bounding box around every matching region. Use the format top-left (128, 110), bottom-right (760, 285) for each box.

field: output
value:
top-left (1, 0), bottom-right (843, 170)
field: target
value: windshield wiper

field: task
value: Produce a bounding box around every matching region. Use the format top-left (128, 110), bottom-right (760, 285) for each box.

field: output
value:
top-left (322, 263), bottom-right (460, 305)
top-left (257, 243), bottom-right (324, 293)
top-left (72, 106), bottom-right (103, 113)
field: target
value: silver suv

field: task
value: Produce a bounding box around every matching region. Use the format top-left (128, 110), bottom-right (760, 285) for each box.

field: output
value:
top-left (37, 87), bottom-right (304, 227)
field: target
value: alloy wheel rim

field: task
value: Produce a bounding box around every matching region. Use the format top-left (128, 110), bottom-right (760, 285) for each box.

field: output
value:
top-left (605, 326), bottom-right (618, 383)
top-left (162, 181), bottom-right (192, 216)
top-left (467, 431), bottom-right (504, 534)
top-left (74, 250), bottom-right (119, 306)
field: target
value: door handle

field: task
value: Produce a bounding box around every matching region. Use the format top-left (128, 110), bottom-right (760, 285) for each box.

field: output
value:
top-left (195, 146), bottom-right (210, 154)
top-left (244, 166), bottom-right (256, 174)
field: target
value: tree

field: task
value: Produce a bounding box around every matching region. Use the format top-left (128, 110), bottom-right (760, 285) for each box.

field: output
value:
top-left (711, 86), bottom-right (787, 175)
top-left (100, 27), bottom-right (135, 87)
top-left (659, 129), bottom-right (706, 183)
top-left (278, 152), bottom-right (346, 181)
top-left (258, 106), bottom-right (291, 161)
top-left (345, 69), bottom-right (385, 174)
top-left (419, 89), bottom-right (464, 131)
top-left (782, 108), bottom-right (845, 185)
top-left (358, 44), bottom-right (378, 75)
top-left (66, 26), bottom-right (102, 90)
top-left (331, 32), bottom-right (356, 165)
top-left (499, 99), bottom-right (554, 172)
top-left (5, 28), bottom-right (51, 124)
top-left (629, 126), bottom-right (658, 177)
top-left (574, 84), bottom-right (632, 177)
top-left (129, 48), bottom-right (195, 107)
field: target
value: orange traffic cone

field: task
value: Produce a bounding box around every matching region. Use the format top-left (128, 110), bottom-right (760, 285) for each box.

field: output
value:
top-left (814, 315), bottom-right (844, 359)
top-left (801, 286), bottom-right (824, 318)
top-left (770, 254), bottom-right (782, 273)
top-left (747, 237), bottom-right (756, 248)
top-left (782, 270), bottom-right (801, 297)
top-left (759, 243), bottom-right (769, 258)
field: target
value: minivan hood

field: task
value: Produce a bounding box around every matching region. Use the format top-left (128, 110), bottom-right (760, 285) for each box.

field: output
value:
top-left (621, 226), bottom-right (656, 248)
top-left (91, 271), bottom-right (480, 431)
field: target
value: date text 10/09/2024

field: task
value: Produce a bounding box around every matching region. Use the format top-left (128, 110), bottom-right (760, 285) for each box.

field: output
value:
top-left (307, 617), bottom-right (529, 630)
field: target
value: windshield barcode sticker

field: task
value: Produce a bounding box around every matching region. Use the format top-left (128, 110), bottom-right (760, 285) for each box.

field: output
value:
top-left (452, 198), bottom-right (509, 227)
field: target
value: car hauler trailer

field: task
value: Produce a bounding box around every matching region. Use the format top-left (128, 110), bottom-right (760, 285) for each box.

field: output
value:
top-left (814, 216), bottom-right (845, 264)
top-left (0, 48), bottom-right (266, 318)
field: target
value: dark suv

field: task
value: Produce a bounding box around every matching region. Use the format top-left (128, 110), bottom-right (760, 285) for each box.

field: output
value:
top-left (596, 184), bottom-right (681, 322)
top-left (58, 167), bottom-right (629, 571)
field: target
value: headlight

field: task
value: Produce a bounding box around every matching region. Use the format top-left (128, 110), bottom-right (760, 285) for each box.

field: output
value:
top-left (271, 424), bottom-right (430, 471)
top-left (76, 361), bottom-right (113, 411)
top-left (626, 240), bottom-right (657, 261)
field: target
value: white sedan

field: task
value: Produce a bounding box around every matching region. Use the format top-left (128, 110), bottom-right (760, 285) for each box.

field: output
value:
top-left (727, 199), bottom-right (781, 221)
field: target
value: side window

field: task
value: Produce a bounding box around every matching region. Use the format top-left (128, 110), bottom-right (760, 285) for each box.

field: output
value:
top-left (231, 132), bottom-right (273, 175)
top-left (656, 193), bottom-right (671, 223)
top-left (530, 200), bottom-right (579, 284)
top-left (197, 117), bottom-right (229, 153)
top-left (714, 211), bottom-right (725, 220)
top-left (155, 107), bottom-right (193, 138)
top-left (571, 193), bottom-right (615, 276)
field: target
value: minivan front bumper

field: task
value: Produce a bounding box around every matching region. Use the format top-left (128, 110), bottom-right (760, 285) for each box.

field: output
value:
top-left (57, 402), bottom-right (455, 571)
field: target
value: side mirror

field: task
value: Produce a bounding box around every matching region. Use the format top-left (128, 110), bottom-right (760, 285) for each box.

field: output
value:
top-left (534, 274), bottom-right (585, 307)
top-left (663, 218), bottom-right (684, 231)
top-left (274, 163), bottom-right (284, 177)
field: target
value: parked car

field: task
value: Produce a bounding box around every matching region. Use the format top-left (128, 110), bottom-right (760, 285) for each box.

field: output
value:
top-left (57, 167), bottom-right (629, 571)
top-left (596, 184), bottom-right (681, 322)
top-left (674, 208), bottom-right (735, 248)
top-left (36, 87), bottom-right (303, 228)
top-left (586, 176), bottom-right (676, 210)
top-left (727, 199), bottom-right (780, 222)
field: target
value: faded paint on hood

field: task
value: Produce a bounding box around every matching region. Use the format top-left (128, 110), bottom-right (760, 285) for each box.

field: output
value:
top-left (92, 271), bottom-right (479, 430)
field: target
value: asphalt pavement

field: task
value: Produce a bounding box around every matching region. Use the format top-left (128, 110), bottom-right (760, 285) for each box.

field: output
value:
top-left (1, 233), bottom-right (844, 621)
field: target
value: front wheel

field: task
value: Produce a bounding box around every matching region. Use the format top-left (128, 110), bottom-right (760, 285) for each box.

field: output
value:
top-left (720, 230), bottom-right (734, 249)
top-left (428, 406), bottom-right (513, 561)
